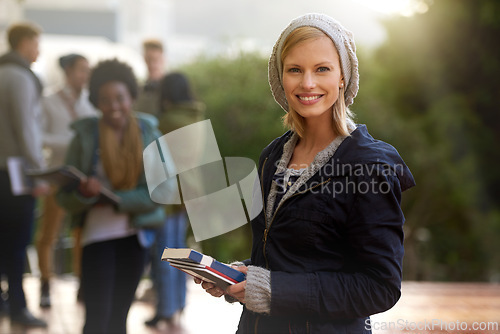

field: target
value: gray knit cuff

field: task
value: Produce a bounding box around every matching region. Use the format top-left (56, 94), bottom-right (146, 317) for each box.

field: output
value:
top-left (244, 265), bottom-right (271, 315)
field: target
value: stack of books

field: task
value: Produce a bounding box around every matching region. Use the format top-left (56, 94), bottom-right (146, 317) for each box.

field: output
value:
top-left (161, 248), bottom-right (246, 289)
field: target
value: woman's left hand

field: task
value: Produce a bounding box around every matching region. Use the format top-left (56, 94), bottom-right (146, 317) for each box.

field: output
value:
top-left (225, 266), bottom-right (248, 303)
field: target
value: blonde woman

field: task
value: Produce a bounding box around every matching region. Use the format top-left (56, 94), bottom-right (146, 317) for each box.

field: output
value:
top-left (197, 13), bottom-right (416, 333)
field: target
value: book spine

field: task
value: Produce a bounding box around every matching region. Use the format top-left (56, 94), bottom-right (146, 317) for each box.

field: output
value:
top-left (205, 266), bottom-right (238, 284)
top-left (189, 250), bottom-right (214, 267)
top-left (210, 260), bottom-right (246, 282)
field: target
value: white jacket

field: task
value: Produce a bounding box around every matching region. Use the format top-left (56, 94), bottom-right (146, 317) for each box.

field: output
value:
top-left (42, 86), bottom-right (97, 167)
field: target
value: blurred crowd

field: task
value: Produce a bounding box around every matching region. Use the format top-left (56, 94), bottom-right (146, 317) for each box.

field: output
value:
top-left (0, 21), bottom-right (203, 333)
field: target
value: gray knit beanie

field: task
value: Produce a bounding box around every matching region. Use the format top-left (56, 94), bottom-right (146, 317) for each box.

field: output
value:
top-left (268, 13), bottom-right (359, 112)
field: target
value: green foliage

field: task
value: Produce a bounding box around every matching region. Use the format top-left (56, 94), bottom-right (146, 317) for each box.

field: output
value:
top-left (182, 52), bottom-right (284, 162)
top-left (181, 52), bottom-right (284, 262)
top-left (355, 0), bottom-right (500, 281)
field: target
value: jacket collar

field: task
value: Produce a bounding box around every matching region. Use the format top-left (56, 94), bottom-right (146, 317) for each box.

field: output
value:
top-left (261, 125), bottom-right (415, 193)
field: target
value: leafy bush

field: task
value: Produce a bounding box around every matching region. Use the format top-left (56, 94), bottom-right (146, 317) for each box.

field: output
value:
top-left (181, 52), bottom-right (284, 262)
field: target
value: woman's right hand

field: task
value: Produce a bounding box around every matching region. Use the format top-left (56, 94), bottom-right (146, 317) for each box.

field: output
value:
top-left (78, 177), bottom-right (102, 198)
top-left (194, 277), bottom-right (225, 298)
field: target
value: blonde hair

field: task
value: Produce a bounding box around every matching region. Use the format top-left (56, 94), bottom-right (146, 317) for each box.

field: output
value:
top-left (142, 38), bottom-right (164, 53)
top-left (280, 26), bottom-right (354, 137)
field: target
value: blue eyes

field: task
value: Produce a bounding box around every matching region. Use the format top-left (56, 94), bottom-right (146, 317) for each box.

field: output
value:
top-left (286, 67), bottom-right (331, 73)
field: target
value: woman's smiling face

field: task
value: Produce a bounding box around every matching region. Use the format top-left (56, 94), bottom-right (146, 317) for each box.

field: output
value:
top-left (282, 36), bottom-right (344, 122)
top-left (97, 81), bottom-right (132, 131)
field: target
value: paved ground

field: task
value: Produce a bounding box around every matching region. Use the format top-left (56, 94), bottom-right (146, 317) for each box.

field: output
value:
top-left (0, 275), bottom-right (242, 334)
top-left (370, 282), bottom-right (500, 334)
top-left (0, 276), bottom-right (499, 334)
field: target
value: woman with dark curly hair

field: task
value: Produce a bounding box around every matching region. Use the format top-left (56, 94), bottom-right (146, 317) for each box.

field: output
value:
top-left (57, 59), bottom-right (164, 334)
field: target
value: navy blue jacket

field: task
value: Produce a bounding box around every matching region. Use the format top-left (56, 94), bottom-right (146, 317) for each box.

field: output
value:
top-left (236, 125), bottom-right (415, 334)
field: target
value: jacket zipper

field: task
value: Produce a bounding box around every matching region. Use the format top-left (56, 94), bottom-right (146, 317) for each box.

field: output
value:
top-left (259, 158), bottom-right (270, 269)
top-left (287, 319), bottom-right (310, 333)
top-left (261, 158), bottom-right (331, 269)
top-left (254, 314), bottom-right (260, 334)
top-left (256, 157), bottom-right (328, 333)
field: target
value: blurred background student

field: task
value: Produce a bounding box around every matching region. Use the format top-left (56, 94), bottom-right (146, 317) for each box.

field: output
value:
top-left (0, 22), bottom-right (48, 328)
top-left (133, 37), bottom-right (166, 306)
top-left (144, 71), bottom-right (205, 329)
top-left (134, 38), bottom-right (165, 117)
top-left (56, 59), bottom-right (164, 334)
top-left (36, 53), bottom-right (97, 308)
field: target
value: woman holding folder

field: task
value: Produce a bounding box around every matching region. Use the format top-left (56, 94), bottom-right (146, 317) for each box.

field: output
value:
top-left (57, 59), bottom-right (163, 334)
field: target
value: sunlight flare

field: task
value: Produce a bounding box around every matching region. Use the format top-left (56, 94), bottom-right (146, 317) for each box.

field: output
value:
top-left (354, 0), bottom-right (430, 16)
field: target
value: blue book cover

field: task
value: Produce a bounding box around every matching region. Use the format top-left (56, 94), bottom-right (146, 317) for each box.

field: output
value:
top-left (162, 248), bottom-right (246, 283)
top-left (210, 259), bottom-right (246, 282)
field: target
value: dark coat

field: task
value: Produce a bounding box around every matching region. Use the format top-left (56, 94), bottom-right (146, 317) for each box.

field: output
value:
top-left (237, 125), bottom-right (415, 334)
